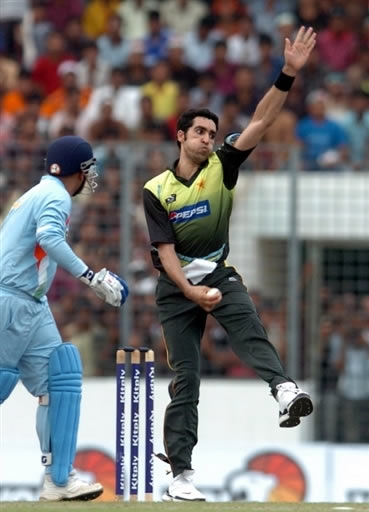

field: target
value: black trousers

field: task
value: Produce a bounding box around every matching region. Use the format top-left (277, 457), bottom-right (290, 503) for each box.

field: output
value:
top-left (156, 264), bottom-right (290, 476)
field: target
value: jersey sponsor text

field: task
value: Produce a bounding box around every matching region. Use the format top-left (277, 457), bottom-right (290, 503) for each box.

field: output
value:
top-left (169, 200), bottom-right (211, 224)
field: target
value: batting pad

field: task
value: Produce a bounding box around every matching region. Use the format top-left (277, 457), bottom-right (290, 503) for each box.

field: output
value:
top-left (0, 367), bottom-right (19, 403)
top-left (48, 343), bottom-right (82, 485)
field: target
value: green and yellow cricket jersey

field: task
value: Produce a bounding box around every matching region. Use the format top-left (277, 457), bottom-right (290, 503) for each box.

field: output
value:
top-left (143, 137), bottom-right (254, 271)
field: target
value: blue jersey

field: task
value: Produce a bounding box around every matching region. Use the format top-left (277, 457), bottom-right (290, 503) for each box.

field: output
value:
top-left (0, 175), bottom-right (87, 301)
top-left (296, 117), bottom-right (348, 167)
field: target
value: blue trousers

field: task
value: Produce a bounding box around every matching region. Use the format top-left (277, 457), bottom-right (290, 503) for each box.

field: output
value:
top-left (0, 288), bottom-right (62, 397)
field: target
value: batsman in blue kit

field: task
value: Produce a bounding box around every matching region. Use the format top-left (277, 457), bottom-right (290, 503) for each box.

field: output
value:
top-left (0, 136), bottom-right (129, 501)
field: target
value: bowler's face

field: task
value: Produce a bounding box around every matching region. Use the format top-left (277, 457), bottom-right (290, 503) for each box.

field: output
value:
top-left (178, 117), bottom-right (217, 164)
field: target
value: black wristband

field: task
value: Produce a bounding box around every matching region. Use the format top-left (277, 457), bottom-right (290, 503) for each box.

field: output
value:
top-left (274, 71), bottom-right (295, 91)
top-left (79, 267), bottom-right (95, 284)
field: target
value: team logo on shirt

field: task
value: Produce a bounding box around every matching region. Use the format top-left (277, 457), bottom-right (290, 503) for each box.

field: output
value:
top-left (165, 194), bottom-right (177, 204)
top-left (49, 163), bottom-right (61, 175)
top-left (169, 200), bottom-right (210, 223)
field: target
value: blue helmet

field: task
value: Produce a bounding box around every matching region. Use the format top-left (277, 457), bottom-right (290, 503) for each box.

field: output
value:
top-left (46, 136), bottom-right (98, 192)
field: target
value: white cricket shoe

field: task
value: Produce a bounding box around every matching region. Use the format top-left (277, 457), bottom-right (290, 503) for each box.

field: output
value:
top-left (276, 382), bottom-right (313, 427)
top-left (162, 469), bottom-right (206, 502)
top-left (39, 469), bottom-right (103, 501)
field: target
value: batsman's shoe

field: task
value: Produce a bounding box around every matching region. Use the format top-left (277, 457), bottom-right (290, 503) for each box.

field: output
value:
top-left (276, 382), bottom-right (313, 428)
top-left (39, 470), bottom-right (103, 501)
top-left (162, 470), bottom-right (206, 502)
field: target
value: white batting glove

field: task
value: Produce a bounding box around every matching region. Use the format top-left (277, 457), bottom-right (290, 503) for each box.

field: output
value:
top-left (80, 268), bottom-right (129, 307)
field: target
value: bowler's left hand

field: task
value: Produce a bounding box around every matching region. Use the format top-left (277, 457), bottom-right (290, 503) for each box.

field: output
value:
top-left (284, 26), bottom-right (317, 74)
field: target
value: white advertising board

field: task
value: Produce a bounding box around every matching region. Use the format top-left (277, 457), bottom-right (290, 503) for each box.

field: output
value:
top-left (0, 378), bottom-right (368, 503)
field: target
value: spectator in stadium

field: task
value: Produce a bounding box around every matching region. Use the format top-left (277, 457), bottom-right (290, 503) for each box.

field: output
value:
top-left (82, 0), bottom-right (120, 40)
top-left (0, 111), bottom-right (15, 157)
top-left (0, 135), bottom-right (129, 500)
top-left (296, 89), bottom-right (349, 171)
top-left (141, 59), bottom-right (179, 122)
top-left (207, 39), bottom-right (238, 96)
top-left (74, 40), bottom-right (110, 91)
top-left (3, 111), bottom-right (46, 184)
top-left (254, 33), bottom-right (284, 92)
top-left (359, 295), bottom-right (369, 319)
top-left (317, 315), bottom-right (343, 441)
top-left (210, 0), bottom-right (246, 37)
top-left (78, 67), bottom-right (141, 136)
top-left (125, 40), bottom-right (149, 86)
top-left (39, 60), bottom-right (90, 122)
top-left (70, 210), bottom-right (105, 266)
top-left (128, 304), bottom-right (167, 371)
top-left (246, 0), bottom-right (294, 43)
top-left (360, 15), bottom-right (369, 48)
top-left (116, 0), bottom-right (158, 41)
top-left (143, 26), bottom-right (316, 501)
top-left (135, 95), bottom-right (167, 142)
top-left (167, 88), bottom-right (191, 140)
top-left (160, 0), bottom-right (208, 37)
top-left (63, 16), bottom-right (89, 61)
top-left (317, 6), bottom-right (358, 73)
top-left (97, 308), bottom-right (120, 375)
top-left (323, 72), bottom-right (351, 125)
top-left (143, 10), bottom-right (171, 68)
top-left (45, 0), bottom-right (84, 33)
top-left (226, 13), bottom-right (261, 67)
top-left (232, 66), bottom-right (259, 122)
top-left (47, 86), bottom-right (82, 139)
top-left (259, 299), bottom-right (287, 365)
top-left (346, 47), bottom-right (369, 95)
top-left (62, 298), bottom-right (107, 377)
top-left (47, 267), bottom-right (81, 309)
top-left (31, 31), bottom-right (74, 96)
top-left (274, 12), bottom-right (297, 55)
top-left (88, 99), bottom-right (130, 142)
top-left (294, 0), bottom-right (328, 32)
top-left (339, 89), bottom-right (369, 171)
top-left (336, 325), bottom-right (369, 443)
top-left (97, 13), bottom-right (131, 69)
top-left (297, 45), bottom-right (327, 100)
top-left (0, 48), bottom-right (19, 92)
top-left (257, 105), bottom-right (298, 170)
top-left (214, 94), bottom-right (243, 145)
top-left (1, 69), bottom-right (39, 118)
top-left (182, 15), bottom-right (218, 72)
top-left (188, 70), bottom-right (223, 114)
top-left (0, 0), bottom-right (27, 55)
top-left (166, 37), bottom-right (198, 91)
top-left (21, 0), bottom-right (53, 71)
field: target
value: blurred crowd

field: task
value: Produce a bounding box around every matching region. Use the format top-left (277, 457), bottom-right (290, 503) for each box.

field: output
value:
top-left (317, 289), bottom-right (369, 442)
top-left (1, 0), bottom-right (369, 440)
top-left (1, 0), bottom-right (368, 173)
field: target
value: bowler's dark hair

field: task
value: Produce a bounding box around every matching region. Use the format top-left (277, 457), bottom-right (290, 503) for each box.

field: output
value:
top-left (176, 108), bottom-right (219, 148)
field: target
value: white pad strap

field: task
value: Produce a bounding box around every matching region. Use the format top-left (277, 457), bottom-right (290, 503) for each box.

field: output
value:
top-left (39, 394), bottom-right (51, 465)
top-left (39, 394), bottom-right (49, 406)
top-left (41, 453), bottom-right (52, 466)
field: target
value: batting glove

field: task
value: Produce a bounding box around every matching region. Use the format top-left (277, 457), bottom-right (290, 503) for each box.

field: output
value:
top-left (80, 268), bottom-right (129, 307)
